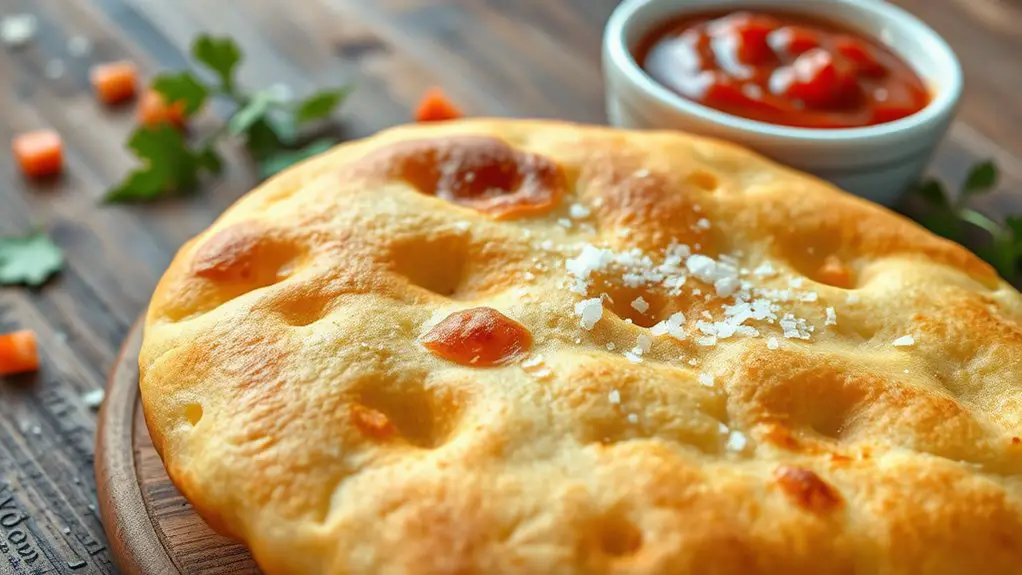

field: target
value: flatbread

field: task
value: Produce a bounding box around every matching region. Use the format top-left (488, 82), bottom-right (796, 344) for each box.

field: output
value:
top-left (140, 120), bottom-right (1022, 574)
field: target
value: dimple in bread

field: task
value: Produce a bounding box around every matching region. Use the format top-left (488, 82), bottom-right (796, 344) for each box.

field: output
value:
top-left (139, 120), bottom-right (1022, 575)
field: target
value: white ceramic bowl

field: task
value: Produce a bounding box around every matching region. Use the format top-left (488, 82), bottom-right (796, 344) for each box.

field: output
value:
top-left (603, 0), bottom-right (962, 206)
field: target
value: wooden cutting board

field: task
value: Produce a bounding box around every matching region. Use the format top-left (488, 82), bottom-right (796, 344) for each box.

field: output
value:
top-left (94, 320), bottom-right (261, 575)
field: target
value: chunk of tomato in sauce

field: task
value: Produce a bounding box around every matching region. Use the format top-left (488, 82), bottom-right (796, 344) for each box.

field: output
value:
top-left (421, 307), bottom-right (532, 367)
top-left (767, 26), bottom-right (820, 57)
top-left (707, 12), bottom-right (780, 65)
top-left (834, 36), bottom-right (886, 77)
top-left (771, 48), bottom-right (859, 109)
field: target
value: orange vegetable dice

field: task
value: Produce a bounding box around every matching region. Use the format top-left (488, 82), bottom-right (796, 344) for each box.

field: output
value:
top-left (415, 88), bottom-right (463, 122)
top-left (90, 61), bottom-right (139, 104)
top-left (137, 89), bottom-right (186, 129)
top-left (12, 130), bottom-right (63, 179)
top-left (0, 330), bottom-right (39, 376)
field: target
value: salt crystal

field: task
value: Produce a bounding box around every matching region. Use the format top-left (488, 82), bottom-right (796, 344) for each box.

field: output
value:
top-left (718, 422), bottom-right (730, 434)
top-left (575, 298), bottom-right (604, 330)
top-left (608, 389), bottom-right (621, 404)
top-left (557, 218), bottom-right (573, 229)
top-left (569, 203), bottom-right (591, 219)
top-left (627, 413), bottom-right (639, 424)
top-left (767, 337), bottom-right (779, 350)
top-left (624, 351), bottom-right (642, 363)
top-left (454, 221), bottom-right (471, 231)
top-left (630, 296), bottom-right (650, 314)
top-left (523, 271), bottom-right (535, 280)
top-left (650, 312), bottom-right (686, 340)
top-left (634, 333), bottom-right (653, 354)
top-left (726, 430), bottom-right (748, 452)
top-left (893, 335), bottom-right (915, 347)
top-left (606, 342), bottom-right (616, 351)
top-left (698, 373), bottom-right (714, 387)
top-left (825, 307), bottom-right (837, 326)
top-left (694, 218), bottom-right (711, 230)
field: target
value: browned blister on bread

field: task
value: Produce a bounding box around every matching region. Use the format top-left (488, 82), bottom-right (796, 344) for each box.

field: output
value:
top-left (140, 120), bottom-right (1022, 575)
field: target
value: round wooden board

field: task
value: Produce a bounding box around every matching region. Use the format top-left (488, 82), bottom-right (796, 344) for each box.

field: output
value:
top-left (95, 319), bottom-right (262, 575)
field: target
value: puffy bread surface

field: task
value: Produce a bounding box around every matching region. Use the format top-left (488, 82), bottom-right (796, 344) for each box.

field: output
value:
top-left (140, 120), bottom-right (1022, 575)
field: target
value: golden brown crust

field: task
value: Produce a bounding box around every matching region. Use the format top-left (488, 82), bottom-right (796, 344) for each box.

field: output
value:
top-left (140, 119), bottom-right (1022, 575)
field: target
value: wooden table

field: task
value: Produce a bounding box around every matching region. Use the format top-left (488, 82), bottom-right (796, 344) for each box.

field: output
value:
top-left (0, 0), bottom-right (1019, 573)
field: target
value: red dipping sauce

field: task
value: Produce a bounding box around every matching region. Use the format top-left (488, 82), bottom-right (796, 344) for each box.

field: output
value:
top-left (636, 11), bottom-right (930, 129)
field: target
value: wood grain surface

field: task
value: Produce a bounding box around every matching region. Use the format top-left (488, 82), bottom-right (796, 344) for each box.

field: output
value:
top-left (0, 0), bottom-right (1019, 573)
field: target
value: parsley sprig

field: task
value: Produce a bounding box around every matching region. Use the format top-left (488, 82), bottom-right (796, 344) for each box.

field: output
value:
top-left (915, 161), bottom-right (1021, 280)
top-left (105, 35), bottom-right (352, 203)
top-left (0, 230), bottom-right (63, 287)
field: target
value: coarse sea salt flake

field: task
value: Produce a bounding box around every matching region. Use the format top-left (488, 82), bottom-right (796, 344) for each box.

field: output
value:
top-left (631, 296), bottom-right (650, 313)
top-left (624, 351), bottom-right (643, 363)
top-left (726, 430), bottom-right (748, 452)
top-left (569, 203), bottom-right (591, 219)
top-left (627, 413), bottom-right (640, 424)
top-left (893, 335), bottom-right (915, 347)
top-left (609, 389), bottom-right (621, 404)
top-left (698, 373), bottom-right (714, 387)
top-left (825, 307), bottom-right (837, 326)
top-left (575, 298), bottom-right (604, 330)
top-left (558, 218), bottom-right (573, 228)
top-left (694, 218), bottom-right (711, 230)
top-left (753, 262), bottom-right (776, 277)
top-left (718, 422), bottom-right (730, 434)
top-left (634, 333), bottom-right (653, 354)
top-left (650, 312), bottom-right (686, 340)
top-left (606, 342), bottom-right (616, 351)
top-left (767, 337), bottom-right (779, 350)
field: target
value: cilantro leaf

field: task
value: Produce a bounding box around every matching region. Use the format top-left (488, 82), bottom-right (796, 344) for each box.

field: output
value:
top-left (1005, 216), bottom-right (1022, 245)
top-left (915, 179), bottom-right (949, 208)
top-left (152, 72), bottom-right (209, 114)
top-left (295, 86), bottom-right (353, 125)
top-left (192, 36), bottom-right (242, 91)
top-left (243, 118), bottom-right (286, 160)
top-left (962, 160), bottom-right (998, 197)
top-left (196, 145), bottom-right (224, 176)
top-left (104, 126), bottom-right (203, 202)
top-left (0, 231), bottom-right (63, 287)
top-left (258, 139), bottom-right (336, 179)
top-left (104, 167), bottom-right (172, 203)
top-left (919, 212), bottom-right (962, 242)
top-left (229, 91), bottom-right (275, 136)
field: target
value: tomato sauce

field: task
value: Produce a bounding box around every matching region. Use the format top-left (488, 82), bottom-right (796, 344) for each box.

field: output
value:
top-left (635, 11), bottom-right (930, 129)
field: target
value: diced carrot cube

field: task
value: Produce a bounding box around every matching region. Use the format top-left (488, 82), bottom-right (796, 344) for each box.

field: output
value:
top-left (12, 130), bottom-right (63, 178)
top-left (90, 61), bottom-right (138, 104)
top-left (0, 330), bottom-right (39, 376)
top-left (415, 88), bottom-right (463, 122)
top-left (137, 89), bottom-right (186, 129)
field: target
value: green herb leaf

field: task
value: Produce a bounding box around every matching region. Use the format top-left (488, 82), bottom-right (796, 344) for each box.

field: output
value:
top-left (105, 167), bottom-right (172, 203)
top-left (229, 91), bottom-right (275, 136)
top-left (258, 139), bottom-right (336, 179)
top-left (104, 126), bottom-right (203, 202)
top-left (192, 36), bottom-right (242, 91)
top-left (962, 160), bottom-right (998, 197)
top-left (196, 145), bottom-right (224, 176)
top-left (151, 72), bottom-right (209, 114)
top-left (243, 118), bottom-right (286, 160)
top-left (295, 86), bottom-right (353, 125)
top-left (1005, 216), bottom-right (1022, 245)
top-left (0, 231), bottom-right (63, 287)
top-left (919, 212), bottom-right (963, 242)
top-left (916, 179), bottom-right (949, 207)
